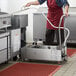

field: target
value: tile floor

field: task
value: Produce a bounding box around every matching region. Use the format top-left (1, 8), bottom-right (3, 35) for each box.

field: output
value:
top-left (53, 54), bottom-right (76, 76)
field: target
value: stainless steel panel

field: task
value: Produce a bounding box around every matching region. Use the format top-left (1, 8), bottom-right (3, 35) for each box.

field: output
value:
top-left (0, 49), bottom-right (7, 64)
top-left (0, 32), bottom-right (11, 64)
top-left (64, 15), bottom-right (76, 43)
top-left (33, 13), bottom-right (76, 43)
top-left (33, 13), bottom-right (47, 41)
top-left (0, 37), bottom-right (7, 50)
top-left (0, 32), bottom-right (10, 50)
top-left (11, 28), bottom-right (21, 53)
top-left (11, 14), bottom-right (28, 28)
top-left (8, 48), bottom-right (11, 59)
top-left (0, 48), bottom-right (10, 64)
top-left (21, 45), bottom-right (62, 61)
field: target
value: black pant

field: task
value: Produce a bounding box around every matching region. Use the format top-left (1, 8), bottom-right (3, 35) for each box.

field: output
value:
top-left (44, 29), bottom-right (64, 45)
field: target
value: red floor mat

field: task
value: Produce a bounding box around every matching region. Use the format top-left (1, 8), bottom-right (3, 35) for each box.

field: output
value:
top-left (0, 63), bottom-right (61, 76)
top-left (67, 48), bottom-right (76, 57)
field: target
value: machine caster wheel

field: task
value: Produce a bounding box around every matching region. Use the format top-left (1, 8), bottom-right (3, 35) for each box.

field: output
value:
top-left (13, 56), bottom-right (18, 61)
top-left (57, 61), bottom-right (63, 65)
top-left (24, 58), bottom-right (30, 62)
top-left (5, 61), bottom-right (8, 64)
top-left (64, 55), bottom-right (68, 62)
top-left (21, 59), bottom-right (25, 62)
top-left (64, 58), bottom-right (68, 62)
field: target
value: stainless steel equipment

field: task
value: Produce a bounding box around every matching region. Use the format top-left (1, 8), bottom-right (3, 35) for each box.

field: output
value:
top-left (10, 28), bottom-right (21, 58)
top-left (21, 45), bottom-right (66, 61)
top-left (0, 12), bottom-right (21, 63)
top-left (11, 14), bottom-right (28, 48)
top-left (0, 32), bottom-right (10, 64)
top-left (21, 13), bottom-right (69, 62)
top-left (0, 12), bottom-right (11, 29)
top-left (0, 12), bottom-right (11, 64)
top-left (11, 14), bottom-right (28, 28)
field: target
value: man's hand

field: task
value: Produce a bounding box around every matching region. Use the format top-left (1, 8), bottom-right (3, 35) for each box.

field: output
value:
top-left (65, 12), bottom-right (69, 17)
top-left (25, 2), bottom-right (32, 7)
top-left (65, 5), bottom-right (69, 17)
top-left (24, 1), bottom-right (40, 7)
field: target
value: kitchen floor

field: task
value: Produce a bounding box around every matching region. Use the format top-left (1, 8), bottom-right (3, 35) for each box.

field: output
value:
top-left (0, 50), bottom-right (76, 76)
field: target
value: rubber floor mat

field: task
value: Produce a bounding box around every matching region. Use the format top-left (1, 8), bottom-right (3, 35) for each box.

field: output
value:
top-left (67, 48), bottom-right (76, 57)
top-left (0, 63), bottom-right (61, 76)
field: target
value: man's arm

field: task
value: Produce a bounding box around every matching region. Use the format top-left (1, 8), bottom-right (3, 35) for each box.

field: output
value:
top-left (25, 0), bottom-right (46, 7)
top-left (25, 0), bottom-right (40, 7)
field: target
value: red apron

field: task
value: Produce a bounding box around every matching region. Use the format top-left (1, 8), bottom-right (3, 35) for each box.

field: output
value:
top-left (47, 0), bottom-right (64, 30)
